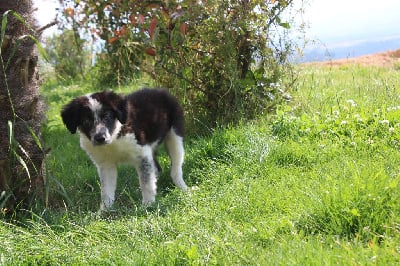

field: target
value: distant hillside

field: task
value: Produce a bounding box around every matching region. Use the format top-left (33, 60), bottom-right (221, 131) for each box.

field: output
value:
top-left (303, 48), bottom-right (400, 67)
top-left (302, 36), bottom-right (400, 62)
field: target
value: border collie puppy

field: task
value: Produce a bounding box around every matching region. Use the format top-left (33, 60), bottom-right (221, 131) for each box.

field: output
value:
top-left (61, 88), bottom-right (188, 210)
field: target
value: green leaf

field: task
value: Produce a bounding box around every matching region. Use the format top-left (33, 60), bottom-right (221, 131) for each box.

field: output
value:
top-left (275, 16), bottom-right (290, 29)
top-left (279, 22), bottom-right (291, 29)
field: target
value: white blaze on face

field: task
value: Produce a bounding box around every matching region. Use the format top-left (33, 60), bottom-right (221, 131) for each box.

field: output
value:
top-left (87, 95), bottom-right (112, 144)
top-left (87, 94), bottom-right (102, 116)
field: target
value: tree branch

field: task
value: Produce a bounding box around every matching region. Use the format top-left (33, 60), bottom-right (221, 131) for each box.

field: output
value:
top-left (37, 20), bottom-right (58, 35)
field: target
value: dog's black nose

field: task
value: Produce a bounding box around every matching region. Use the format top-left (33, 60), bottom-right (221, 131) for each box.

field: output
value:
top-left (94, 133), bottom-right (106, 144)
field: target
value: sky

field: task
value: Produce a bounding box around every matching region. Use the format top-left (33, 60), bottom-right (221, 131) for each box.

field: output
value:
top-left (34, 0), bottom-right (400, 49)
top-left (303, 0), bottom-right (400, 44)
top-left (34, 0), bottom-right (59, 35)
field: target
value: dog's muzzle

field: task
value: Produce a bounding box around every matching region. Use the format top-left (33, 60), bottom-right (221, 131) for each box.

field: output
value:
top-left (93, 127), bottom-right (109, 145)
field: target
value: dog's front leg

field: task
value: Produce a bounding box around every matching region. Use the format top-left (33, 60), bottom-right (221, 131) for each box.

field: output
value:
top-left (98, 165), bottom-right (118, 210)
top-left (138, 157), bottom-right (157, 205)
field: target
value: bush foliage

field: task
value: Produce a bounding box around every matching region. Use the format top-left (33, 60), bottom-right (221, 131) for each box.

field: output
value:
top-left (57, 0), bottom-right (298, 130)
top-left (44, 30), bottom-right (91, 81)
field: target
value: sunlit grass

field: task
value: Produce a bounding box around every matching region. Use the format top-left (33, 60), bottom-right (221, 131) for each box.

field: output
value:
top-left (0, 65), bottom-right (399, 264)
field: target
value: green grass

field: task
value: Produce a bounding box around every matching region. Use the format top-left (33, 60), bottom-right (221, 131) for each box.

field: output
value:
top-left (1, 65), bottom-right (400, 264)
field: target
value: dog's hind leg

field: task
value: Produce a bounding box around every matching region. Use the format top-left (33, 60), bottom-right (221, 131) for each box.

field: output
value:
top-left (137, 149), bottom-right (158, 205)
top-left (165, 128), bottom-right (188, 191)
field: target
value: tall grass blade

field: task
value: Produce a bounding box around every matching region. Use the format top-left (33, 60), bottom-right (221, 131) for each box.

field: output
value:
top-left (4, 35), bottom-right (23, 70)
top-left (8, 121), bottom-right (35, 191)
top-left (13, 150), bottom-right (32, 190)
top-left (27, 123), bottom-right (43, 151)
top-left (0, 10), bottom-right (10, 51)
top-left (0, 191), bottom-right (12, 211)
top-left (2, 10), bottom-right (49, 67)
top-left (31, 35), bottom-right (49, 61)
top-left (49, 176), bottom-right (72, 205)
top-left (7, 120), bottom-right (14, 151)
top-left (5, 34), bottom-right (49, 71)
top-left (3, 10), bottom-right (35, 33)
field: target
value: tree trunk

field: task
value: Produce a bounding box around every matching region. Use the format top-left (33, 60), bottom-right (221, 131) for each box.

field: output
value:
top-left (0, 1), bottom-right (45, 212)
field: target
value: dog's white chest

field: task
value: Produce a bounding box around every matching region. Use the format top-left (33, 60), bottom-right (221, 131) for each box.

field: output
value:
top-left (80, 133), bottom-right (152, 166)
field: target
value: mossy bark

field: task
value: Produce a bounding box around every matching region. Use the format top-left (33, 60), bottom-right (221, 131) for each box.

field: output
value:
top-left (0, 1), bottom-right (45, 211)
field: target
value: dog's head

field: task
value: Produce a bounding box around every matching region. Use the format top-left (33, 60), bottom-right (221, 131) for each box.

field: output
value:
top-left (61, 90), bottom-right (127, 145)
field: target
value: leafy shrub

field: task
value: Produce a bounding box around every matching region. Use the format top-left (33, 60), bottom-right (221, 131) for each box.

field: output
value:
top-left (58, 0), bottom-right (299, 132)
top-left (44, 30), bottom-right (91, 81)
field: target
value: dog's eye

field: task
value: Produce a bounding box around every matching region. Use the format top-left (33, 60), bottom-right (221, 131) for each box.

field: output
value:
top-left (81, 118), bottom-right (92, 127)
top-left (101, 112), bottom-right (114, 121)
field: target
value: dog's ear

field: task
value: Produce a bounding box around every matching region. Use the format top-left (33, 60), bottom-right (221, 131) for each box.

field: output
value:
top-left (106, 91), bottom-right (127, 124)
top-left (115, 98), bottom-right (127, 124)
top-left (61, 98), bottom-right (82, 134)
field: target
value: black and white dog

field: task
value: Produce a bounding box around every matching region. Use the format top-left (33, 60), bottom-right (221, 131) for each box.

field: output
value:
top-left (61, 88), bottom-right (188, 210)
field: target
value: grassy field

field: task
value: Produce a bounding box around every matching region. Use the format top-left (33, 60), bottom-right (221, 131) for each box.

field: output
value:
top-left (1, 65), bottom-right (399, 264)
